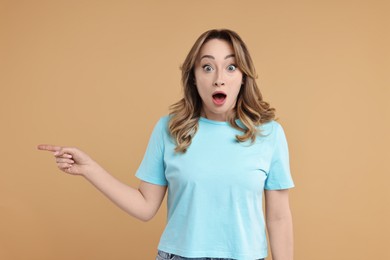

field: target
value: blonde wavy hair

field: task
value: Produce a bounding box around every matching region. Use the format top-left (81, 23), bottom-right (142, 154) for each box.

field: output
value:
top-left (169, 29), bottom-right (276, 153)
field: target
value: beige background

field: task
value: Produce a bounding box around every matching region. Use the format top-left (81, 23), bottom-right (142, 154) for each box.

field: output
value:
top-left (1, 0), bottom-right (389, 259)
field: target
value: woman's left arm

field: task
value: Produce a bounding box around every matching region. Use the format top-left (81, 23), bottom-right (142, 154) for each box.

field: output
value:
top-left (265, 189), bottom-right (294, 260)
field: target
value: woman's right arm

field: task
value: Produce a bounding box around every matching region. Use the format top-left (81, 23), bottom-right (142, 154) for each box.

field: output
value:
top-left (37, 145), bottom-right (167, 222)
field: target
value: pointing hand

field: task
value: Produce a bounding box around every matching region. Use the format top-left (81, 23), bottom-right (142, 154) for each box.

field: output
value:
top-left (37, 144), bottom-right (96, 176)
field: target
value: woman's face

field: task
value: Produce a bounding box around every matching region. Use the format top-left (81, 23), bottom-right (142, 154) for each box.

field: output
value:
top-left (194, 39), bottom-right (243, 121)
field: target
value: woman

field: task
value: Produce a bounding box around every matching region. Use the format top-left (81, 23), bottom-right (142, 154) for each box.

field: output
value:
top-left (38, 29), bottom-right (294, 260)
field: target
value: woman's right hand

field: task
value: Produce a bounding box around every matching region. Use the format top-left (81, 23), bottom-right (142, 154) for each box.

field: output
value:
top-left (38, 144), bottom-right (168, 221)
top-left (37, 144), bottom-right (98, 176)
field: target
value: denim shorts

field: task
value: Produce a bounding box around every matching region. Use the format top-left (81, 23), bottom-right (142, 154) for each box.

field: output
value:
top-left (156, 250), bottom-right (265, 260)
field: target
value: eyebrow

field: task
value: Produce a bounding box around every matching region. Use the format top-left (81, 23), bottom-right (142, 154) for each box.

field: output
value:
top-left (200, 54), bottom-right (235, 60)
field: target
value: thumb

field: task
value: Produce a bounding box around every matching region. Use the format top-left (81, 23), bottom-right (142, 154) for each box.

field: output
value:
top-left (54, 147), bottom-right (91, 165)
top-left (53, 147), bottom-right (76, 157)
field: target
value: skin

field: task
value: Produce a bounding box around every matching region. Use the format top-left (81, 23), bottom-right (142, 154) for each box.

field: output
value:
top-left (37, 144), bottom-right (167, 222)
top-left (265, 189), bottom-right (294, 260)
top-left (194, 39), bottom-right (243, 121)
top-left (38, 38), bottom-right (293, 260)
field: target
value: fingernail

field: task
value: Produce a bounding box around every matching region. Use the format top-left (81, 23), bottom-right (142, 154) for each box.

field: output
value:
top-left (54, 151), bottom-right (59, 156)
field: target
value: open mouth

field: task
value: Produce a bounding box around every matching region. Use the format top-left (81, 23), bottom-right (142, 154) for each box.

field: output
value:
top-left (212, 92), bottom-right (227, 105)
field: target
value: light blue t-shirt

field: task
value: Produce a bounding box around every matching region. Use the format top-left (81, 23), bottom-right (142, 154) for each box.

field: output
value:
top-left (136, 116), bottom-right (294, 260)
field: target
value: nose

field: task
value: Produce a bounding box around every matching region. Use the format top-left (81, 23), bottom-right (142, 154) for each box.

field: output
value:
top-left (213, 72), bottom-right (225, 86)
top-left (213, 80), bottom-right (225, 86)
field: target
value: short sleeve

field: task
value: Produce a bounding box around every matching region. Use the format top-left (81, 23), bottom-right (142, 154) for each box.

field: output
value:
top-left (135, 117), bottom-right (168, 186)
top-left (264, 122), bottom-right (295, 190)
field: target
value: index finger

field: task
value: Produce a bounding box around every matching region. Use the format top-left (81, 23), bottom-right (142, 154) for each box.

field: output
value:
top-left (37, 144), bottom-right (62, 152)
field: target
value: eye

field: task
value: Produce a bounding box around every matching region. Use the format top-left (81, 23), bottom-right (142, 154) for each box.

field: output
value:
top-left (202, 65), bottom-right (214, 72)
top-left (227, 64), bottom-right (237, 71)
